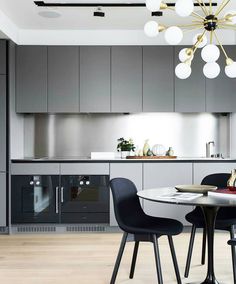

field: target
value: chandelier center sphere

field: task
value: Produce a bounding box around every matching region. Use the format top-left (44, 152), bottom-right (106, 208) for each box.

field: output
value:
top-left (204, 15), bottom-right (218, 31)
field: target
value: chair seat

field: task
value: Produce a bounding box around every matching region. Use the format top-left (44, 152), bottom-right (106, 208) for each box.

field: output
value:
top-left (186, 207), bottom-right (236, 229)
top-left (121, 215), bottom-right (183, 236)
top-left (228, 238), bottom-right (236, 246)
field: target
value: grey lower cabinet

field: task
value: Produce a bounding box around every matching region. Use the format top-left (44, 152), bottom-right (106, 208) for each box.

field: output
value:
top-left (16, 46), bottom-right (47, 113)
top-left (111, 46), bottom-right (142, 112)
top-left (80, 46), bottom-right (111, 112)
top-left (109, 163), bottom-right (143, 226)
top-left (193, 162), bottom-right (236, 184)
top-left (0, 40), bottom-right (6, 75)
top-left (143, 46), bottom-right (174, 112)
top-left (0, 75), bottom-right (6, 172)
top-left (206, 46), bottom-right (236, 112)
top-left (174, 46), bottom-right (206, 112)
top-left (0, 173), bottom-right (6, 226)
top-left (48, 46), bottom-right (79, 113)
top-left (143, 163), bottom-right (193, 225)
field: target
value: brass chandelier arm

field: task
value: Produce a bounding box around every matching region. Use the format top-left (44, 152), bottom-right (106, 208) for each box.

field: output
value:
top-left (218, 23), bottom-right (236, 28)
top-left (209, 0), bottom-right (213, 14)
top-left (195, 0), bottom-right (208, 15)
top-left (177, 23), bottom-right (203, 28)
top-left (213, 30), bottom-right (229, 59)
top-left (191, 11), bottom-right (206, 20)
top-left (192, 30), bottom-right (207, 53)
top-left (215, 0), bottom-right (231, 17)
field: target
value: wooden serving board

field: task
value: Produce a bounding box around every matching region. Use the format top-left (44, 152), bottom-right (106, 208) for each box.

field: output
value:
top-left (126, 156), bottom-right (177, 159)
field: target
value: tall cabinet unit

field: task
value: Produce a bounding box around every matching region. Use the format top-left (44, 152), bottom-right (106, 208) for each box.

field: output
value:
top-left (143, 46), bottom-right (174, 111)
top-left (80, 46), bottom-right (111, 112)
top-left (16, 46), bottom-right (47, 113)
top-left (111, 46), bottom-right (142, 112)
top-left (0, 40), bottom-right (7, 227)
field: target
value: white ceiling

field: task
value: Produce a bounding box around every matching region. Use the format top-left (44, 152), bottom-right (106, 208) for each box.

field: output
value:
top-left (0, 0), bottom-right (235, 45)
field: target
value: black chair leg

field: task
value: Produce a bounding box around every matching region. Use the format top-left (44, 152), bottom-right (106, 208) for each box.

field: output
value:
top-left (129, 241), bottom-right (139, 279)
top-left (230, 226), bottom-right (236, 284)
top-left (168, 236), bottom-right (182, 284)
top-left (184, 225), bottom-right (196, 278)
top-left (152, 234), bottom-right (163, 284)
top-left (110, 232), bottom-right (128, 284)
top-left (201, 227), bottom-right (207, 265)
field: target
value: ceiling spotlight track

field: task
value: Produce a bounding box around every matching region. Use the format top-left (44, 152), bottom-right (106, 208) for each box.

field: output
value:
top-left (34, 1), bottom-right (217, 8)
top-left (144, 0), bottom-right (236, 79)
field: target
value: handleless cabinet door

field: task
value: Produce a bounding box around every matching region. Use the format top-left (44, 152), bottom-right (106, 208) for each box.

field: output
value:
top-left (0, 75), bottom-right (6, 172)
top-left (143, 46), bottom-right (174, 112)
top-left (206, 46), bottom-right (236, 112)
top-left (80, 46), bottom-right (111, 112)
top-left (175, 46), bottom-right (206, 112)
top-left (48, 46), bottom-right (79, 113)
top-left (111, 46), bottom-right (142, 112)
top-left (0, 173), bottom-right (6, 226)
top-left (0, 40), bottom-right (6, 75)
top-left (16, 46), bottom-right (47, 113)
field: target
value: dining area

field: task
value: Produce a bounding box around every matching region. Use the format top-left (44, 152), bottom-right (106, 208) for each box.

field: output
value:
top-left (109, 173), bottom-right (236, 284)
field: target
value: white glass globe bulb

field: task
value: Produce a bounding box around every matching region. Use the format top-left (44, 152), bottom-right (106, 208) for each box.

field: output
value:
top-left (146, 0), bottom-right (162, 12)
top-left (192, 33), bottom-right (207, 48)
top-left (224, 10), bottom-right (236, 24)
top-left (144, 21), bottom-right (159, 37)
top-left (175, 0), bottom-right (194, 17)
top-left (165, 26), bottom-right (183, 45)
top-left (175, 63), bottom-right (192, 79)
top-left (201, 44), bottom-right (220, 63)
top-left (225, 61), bottom-right (236, 78)
top-left (179, 48), bottom-right (193, 62)
top-left (203, 62), bottom-right (220, 79)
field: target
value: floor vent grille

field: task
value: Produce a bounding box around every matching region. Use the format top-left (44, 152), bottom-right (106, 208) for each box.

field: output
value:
top-left (66, 225), bottom-right (106, 232)
top-left (0, 227), bottom-right (9, 234)
top-left (17, 226), bottom-right (56, 233)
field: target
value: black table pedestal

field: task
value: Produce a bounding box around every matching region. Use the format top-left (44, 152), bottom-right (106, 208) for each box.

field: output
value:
top-left (200, 206), bottom-right (220, 284)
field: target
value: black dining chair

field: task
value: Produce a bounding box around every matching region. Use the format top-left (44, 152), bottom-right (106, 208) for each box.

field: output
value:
top-left (109, 177), bottom-right (183, 284)
top-left (184, 173), bottom-right (236, 282)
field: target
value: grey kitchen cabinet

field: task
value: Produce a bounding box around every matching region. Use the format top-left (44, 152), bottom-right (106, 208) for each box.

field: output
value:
top-left (111, 46), bottom-right (142, 112)
top-left (60, 163), bottom-right (109, 175)
top-left (193, 162), bottom-right (236, 184)
top-left (0, 40), bottom-right (6, 75)
top-left (143, 163), bottom-right (193, 225)
top-left (16, 46), bottom-right (47, 113)
top-left (0, 173), bottom-right (6, 226)
top-left (109, 163), bottom-right (143, 226)
top-left (143, 46), bottom-right (174, 112)
top-left (0, 75), bottom-right (6, 172)
top-left (80, 46), bottom-right (111, 112)
top-left (48, 46), bottom-right (79, 113)
top-left (206, 46), bottom-right (236, 112)
top-left (174, 46), bottom-right (206, 112)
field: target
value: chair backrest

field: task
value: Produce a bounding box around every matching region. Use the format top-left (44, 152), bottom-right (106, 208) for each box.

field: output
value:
top-left (110, 178), bottom-right (145, 229)
top-left (201, 173), bottom-right (231, 188)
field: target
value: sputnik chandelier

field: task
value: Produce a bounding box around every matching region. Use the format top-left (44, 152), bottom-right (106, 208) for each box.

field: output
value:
top-left (144, 0), bottom-right (236, 79)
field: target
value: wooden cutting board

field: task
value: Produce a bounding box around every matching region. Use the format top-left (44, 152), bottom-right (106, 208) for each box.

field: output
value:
top-left (126, 156), bottom-right (177, 159)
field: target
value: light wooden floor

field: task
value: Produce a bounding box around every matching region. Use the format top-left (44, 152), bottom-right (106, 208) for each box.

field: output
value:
top-left (0, 232), bottom-right (233, 284)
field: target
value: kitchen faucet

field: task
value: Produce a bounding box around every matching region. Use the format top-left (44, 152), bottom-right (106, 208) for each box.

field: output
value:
top-left (206, 141), bottom-right (215, 158)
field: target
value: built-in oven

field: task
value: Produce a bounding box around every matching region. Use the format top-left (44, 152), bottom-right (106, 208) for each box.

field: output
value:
top-left (11, 175), bottom-right (110, 224)
top-left (11, 175), bottom-right (60, 223)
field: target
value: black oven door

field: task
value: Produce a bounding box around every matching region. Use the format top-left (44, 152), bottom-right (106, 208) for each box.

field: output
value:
top-left (11, 175), bottom-right (60, 223)
top-left (60, 175), bottom-right (109, 223)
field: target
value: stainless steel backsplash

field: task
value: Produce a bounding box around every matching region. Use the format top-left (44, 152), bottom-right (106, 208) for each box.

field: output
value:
top-left (23, 113), bottom-right (229, 158)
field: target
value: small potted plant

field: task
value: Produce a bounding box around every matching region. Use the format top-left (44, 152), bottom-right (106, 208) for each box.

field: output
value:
top-left (117, 137), bottom-right (135, 159)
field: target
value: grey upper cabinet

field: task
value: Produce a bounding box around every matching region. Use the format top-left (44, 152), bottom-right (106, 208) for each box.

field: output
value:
top-left (111, 46), bottom-right (142, 112)
top-left (143, 46), bottom-right (174, 112)
top-left (48, 46), bottom-right (79, 113)
top-left (174, 46), bottom-right (206, 112)
top-left (16, 46), bottom-right (47, 113)
top-left (0, 40), bottom-right (6, 75)
top-left (206, 46), bottom-right (236, 112)
top-left (0, 75), bottom-right (6, 172)
top-left (80, 46), bottom-right (111, 112)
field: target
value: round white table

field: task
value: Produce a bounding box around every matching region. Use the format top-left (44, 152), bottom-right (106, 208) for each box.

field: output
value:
top-left (138, 187), bottom-right (236, 284)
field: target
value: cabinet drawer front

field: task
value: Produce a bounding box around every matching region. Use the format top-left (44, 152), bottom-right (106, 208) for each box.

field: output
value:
top-left (11, 163), bottom-right (60, 175)
top-left (61, 213), bottom-right (109, 223)
top-left (60, 163), bottom-right (109, 175)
